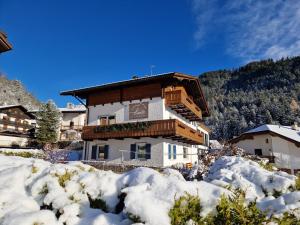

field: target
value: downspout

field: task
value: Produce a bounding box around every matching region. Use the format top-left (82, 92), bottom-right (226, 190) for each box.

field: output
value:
top-left (73, 94), bottom-right (89, 160)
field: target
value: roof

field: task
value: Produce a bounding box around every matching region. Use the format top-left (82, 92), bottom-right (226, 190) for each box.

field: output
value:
top-left (0, 31), bottom-right (12, 53)
top-left (0, 105), bottom-right (35, 119)
top-left (58, 107), bottom-right (86, 113)
top-left (60, 72), bottom-right (210, 116)
top-left (230, 124), bottom-right (300, 146)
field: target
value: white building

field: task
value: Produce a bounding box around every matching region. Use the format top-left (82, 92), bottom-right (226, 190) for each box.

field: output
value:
top-left (61, 73), bottom-right (210, 167)
top-left (230, 124), bottom-right (300, 174)
top-left (58, 103), bottom-right (86, 141)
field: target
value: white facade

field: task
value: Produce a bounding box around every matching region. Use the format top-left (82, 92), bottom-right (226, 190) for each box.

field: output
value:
top-left (59, 104), bottom-right (86, 141)
top-left (84, 97), bottom-right (209, 167)
top-left (232, 125), bottom-right (300, 173)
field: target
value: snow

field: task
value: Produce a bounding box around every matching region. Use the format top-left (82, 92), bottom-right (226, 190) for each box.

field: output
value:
top-left (244, 124), bottom-right (300, 144)
top-left (0, 154), bottom-right (299, 225)
top-left (205, 156), bottom-right (295, 201)
top-left (0, 148), bottom-right (42, 154)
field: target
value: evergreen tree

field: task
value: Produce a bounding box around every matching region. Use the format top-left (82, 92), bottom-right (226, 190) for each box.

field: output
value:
top-left (35, 100), bottom-right (61, 149)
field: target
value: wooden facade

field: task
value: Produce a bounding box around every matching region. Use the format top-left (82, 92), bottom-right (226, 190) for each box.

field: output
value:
top-left (164, 86), bottom-right (202, 121)
top-left (82, 119), bottom-right (204, 145)
top-left (0, 31), bottom-right (12, 53)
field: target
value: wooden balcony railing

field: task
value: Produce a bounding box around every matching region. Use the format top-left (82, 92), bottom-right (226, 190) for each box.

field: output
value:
top-left (82, 119), bottom-right (204, 145)
top-left (164, 89), bottom-right (202, 121)
top-left (0, 119), bottom-right (34, 129)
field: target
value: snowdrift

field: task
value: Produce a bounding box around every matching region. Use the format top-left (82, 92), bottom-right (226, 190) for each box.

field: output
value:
top-left (0, 154), bottom-right (299, 225)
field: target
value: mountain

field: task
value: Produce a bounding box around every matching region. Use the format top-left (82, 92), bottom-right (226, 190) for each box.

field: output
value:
top-left (199, 56), bottom-right (300, 141)
top-left (0, 74), bottom-right (41, 110)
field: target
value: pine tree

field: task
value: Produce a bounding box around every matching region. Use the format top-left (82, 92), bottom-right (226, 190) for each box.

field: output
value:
top-left (35, 100), bottom-right (61, 149)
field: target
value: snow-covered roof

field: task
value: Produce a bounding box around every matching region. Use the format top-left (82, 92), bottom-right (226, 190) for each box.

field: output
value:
top-left (232, 124), bottom-right (300, 144)
top-left (58, 107), bottom-right (86, 113)
top-left (0, 104), bottom-right (21, 109)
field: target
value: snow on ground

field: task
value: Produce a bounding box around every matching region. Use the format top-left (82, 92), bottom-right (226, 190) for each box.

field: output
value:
top-left (0, 148), bottom-right (42, 154)
top-left (0, 154), bottom-right (299, 225)
top-left (205, 156), bottom-right (295, 201)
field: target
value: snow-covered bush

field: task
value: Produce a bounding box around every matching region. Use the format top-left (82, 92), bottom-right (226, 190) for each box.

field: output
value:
top-left (0, 154), bottom-right (300, 225)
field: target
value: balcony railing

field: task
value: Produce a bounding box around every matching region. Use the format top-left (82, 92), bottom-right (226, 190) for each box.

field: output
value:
top-left (164, 89), bottom-right (202, 121)
top-left (82, 119), bottom-right (204, 145)
top-left (0, 119), bottom-right (34, 129)
top-left (60, 125), bottom-right (84, 131)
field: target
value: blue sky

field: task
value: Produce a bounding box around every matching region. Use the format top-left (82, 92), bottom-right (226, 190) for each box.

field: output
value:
top-left (0, 0), bottom-right (299, 106)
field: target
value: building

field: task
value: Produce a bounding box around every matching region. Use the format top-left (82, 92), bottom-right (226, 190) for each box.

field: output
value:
top-left (0, 105), bottom-right (36, 147)
top-left (0, 31), bottom-right (12, 53)
top-left (61, 72), bottom-right (210, 167)
top-left (230, 124), bottom-right (300, 174)
top-left (58, 103), bottom-right (86, 141)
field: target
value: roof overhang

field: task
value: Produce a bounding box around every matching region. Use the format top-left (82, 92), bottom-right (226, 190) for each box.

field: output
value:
top-left (60, 72), bottom-right (210, 117)
top-left (230, 130), bottom-right (300, 148)
top-left (0, 32), bottom-right (12, 53)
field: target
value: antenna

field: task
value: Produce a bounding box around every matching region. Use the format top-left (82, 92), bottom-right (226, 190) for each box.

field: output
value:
top-left (150, 65), bottom-right (156, 75)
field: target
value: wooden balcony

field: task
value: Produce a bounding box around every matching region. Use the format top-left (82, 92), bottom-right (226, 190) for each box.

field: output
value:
top-left (164, 89), bottom-right (202, 121)
top-left (0, 119), bottom-right (34, 129)
top-left (82, 119), bottom-right (204, 145)
top-left (60, 125), bottom-right (84, 131)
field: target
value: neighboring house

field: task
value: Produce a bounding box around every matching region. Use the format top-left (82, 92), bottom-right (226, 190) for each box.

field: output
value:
top-left (230, 124), bottom-right (300, 174)
top-left (0, 105), bottom-right (35, 147)
top-left (58, 103), bottom-right (86, 141)
top-left (61, 72), bottom-right (210, 167)
top-left (0, 31), bottom-right (12, 53)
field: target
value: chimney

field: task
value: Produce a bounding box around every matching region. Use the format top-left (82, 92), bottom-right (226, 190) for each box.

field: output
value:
top-left (66, 102), bottom-right (74, 109)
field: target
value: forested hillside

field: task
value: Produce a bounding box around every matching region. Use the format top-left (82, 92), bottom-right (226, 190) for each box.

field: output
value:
top-left (199, 56), bottom-right (300, 140)
top-left (0, 74), bottom-right (40, 110)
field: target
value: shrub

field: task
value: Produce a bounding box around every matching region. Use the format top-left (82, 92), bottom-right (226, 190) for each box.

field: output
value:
top-left (0, 150), bottom-right (44, 159)
top-left (87, 193), bottom-right (108, 212)
top-left (55, 170), bottom-right (76, 188)
top-left (207, 191), bottom-right (267, 225)
top-left (169, 192), bottom-right (203, 225)
top-left (295, 174), bottom-right (300, 191)
top-left (271, 212), bottom-right (300, 225)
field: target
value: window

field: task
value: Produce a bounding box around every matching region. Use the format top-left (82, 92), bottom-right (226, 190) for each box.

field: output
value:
top-left (265, 138), bottom-right (269, 143)
top-left (137, 143), bottom-right (146, 159)
top-left (183, 147), bottom-right (188, 158)
top-left (173, 145), bottom-right (177, 159)
top-left (168, 144), bottom-right (172, 159)
top-left (91, 145), bottom-right (109, 160)
top-left (204, 133), bottom-right (209, 146)
top-left (98, 115), bottom-right (116, 126)
top-left (70, 121), bottom-right (74, 128)
top-left (130, 143), bottom-right (151, 160)
top-left (254, 149), bottom-right (262, 156)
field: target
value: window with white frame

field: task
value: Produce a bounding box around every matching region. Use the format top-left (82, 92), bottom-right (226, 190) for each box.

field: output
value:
top-left (168, 144), bottom-right (177, 160)
top-left (98, 115), bottom-right (116, 125)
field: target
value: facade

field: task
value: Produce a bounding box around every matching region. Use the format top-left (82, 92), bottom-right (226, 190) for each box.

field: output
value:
top-left (0, 105), bottom-right (35, 147)
top-left (0, 31), bottom-right (12, 53)
top-left (230, 124), bottom-right (300, 174)
top-left (58, 103), bottom-right (86, 141)
top-left (61, 72), bottom-right (210, 167)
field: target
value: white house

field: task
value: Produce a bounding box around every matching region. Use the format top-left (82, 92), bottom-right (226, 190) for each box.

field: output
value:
top-left (61, 72), bottom-right (210, 167)
top-left (230, 124), bottom-right (300, 174)
top-left (58, 103), bottom-right (86, 141)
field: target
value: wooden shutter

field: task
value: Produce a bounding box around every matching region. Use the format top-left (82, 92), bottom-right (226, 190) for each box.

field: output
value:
top-left (146, 144), bottom-right (151, 159)
top-left (104, 145), bottom-right (109, 159)
top-left (173, 145), bottom-right (177, 159)
top-left (91, 145), bottom-right (97, 160)
top-left (168, 144), bottom-right (172, 159)
top-left (130, 144), bottom-right (136, 159)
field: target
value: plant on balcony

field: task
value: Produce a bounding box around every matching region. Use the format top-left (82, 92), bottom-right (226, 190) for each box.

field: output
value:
top-left (94, 121), bottom-right (152, 133)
